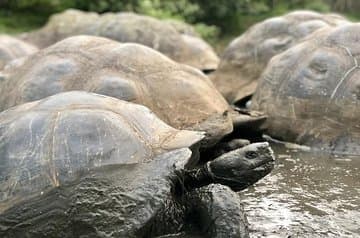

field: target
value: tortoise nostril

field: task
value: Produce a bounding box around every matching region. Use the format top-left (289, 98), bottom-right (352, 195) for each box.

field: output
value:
top-left (245, 151), bottom-right (258, 159)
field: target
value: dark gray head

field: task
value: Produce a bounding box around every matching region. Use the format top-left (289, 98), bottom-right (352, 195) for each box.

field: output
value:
top-left (181, 142), bottom-right (275, 192)
top-left (207, 142), bottom-right (274, 191)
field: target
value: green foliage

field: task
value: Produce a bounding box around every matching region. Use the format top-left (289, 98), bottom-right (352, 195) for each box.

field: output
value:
top-left (1, 0), bottom-right (73, 13)
top-left (73, 0), bottom-right (137, 13)
top-left (0, 0), bottom-right (356, 45)
top-left (133, 0), bottom-right (218, 41)
top-left (305, 1), bottom-right (331, 12)
top-left (0, 10), bottom-right (48, 33)
top-left (193, 23), bottom-right (219, 44)
top-left (137, 0), bottom-right (199, 21)
top-left (189, 0), bottom-right (246, 34)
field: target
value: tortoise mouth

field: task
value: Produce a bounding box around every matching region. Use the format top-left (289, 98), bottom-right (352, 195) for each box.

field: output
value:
top-left (250, 158), bottom-right (275, 177)
top-left (239, 158), bottom-right (274, 191)
top-left (246, 146), bottom-right (275, 170)
top-left (247, 146), bottom-right (275, 179)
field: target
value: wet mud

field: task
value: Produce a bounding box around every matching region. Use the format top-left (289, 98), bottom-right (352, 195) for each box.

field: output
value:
top-left (240, 142), bottom-right (360, 237)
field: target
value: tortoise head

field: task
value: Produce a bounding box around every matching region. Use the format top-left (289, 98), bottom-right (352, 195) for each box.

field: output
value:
top-left (206, 142), bottom-right (275, 191)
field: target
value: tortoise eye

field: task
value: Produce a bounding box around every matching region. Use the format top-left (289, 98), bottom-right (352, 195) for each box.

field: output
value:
top-left (245, 151), bottom-right (258, 160)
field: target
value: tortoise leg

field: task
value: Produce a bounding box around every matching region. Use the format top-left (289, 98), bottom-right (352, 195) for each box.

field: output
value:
top-left (184, 184), bottom-right (249, 238)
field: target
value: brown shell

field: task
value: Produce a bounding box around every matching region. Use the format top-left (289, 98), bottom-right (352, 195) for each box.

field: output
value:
top-left (21, 9), bottom-right (219, 71)
top-left (0, 90), bottom-right (202, 212)
top-left (0, 35), bottom-right (38, 70)
top-left (0, 35), bottom-right (232, 145)
top-left (251, 23), bottom-right (360, 154)
top-left (211, 10), bottom-right (349, 103)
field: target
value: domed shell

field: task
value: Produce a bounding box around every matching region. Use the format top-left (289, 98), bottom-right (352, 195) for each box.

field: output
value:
top-left (211, 10), bottom-right (349, 103)
top-left (251, 23), bottom-right (360, 154)
top-left (21, 9), bottom-right (219, 71)
top-left (0, 35), bottom-right (38, 70)
top-left (0, 35), bottom-right (232, 145)
top-left (0, 91), bottom-right (203, 212)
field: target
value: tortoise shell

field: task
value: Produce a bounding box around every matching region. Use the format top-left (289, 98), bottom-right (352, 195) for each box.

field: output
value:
top-left (22, 9), bottom-right (219, 71)
top-left (211, 10), bottom-right (348, 103)
top-left (0, 91), bottom-right (203, 213)
top-left (0, 35), bottom-right (37, 70)
top-left (0, 35), bottom-right (231, 145)
top-left (251, 23), bottom-right (360, 154)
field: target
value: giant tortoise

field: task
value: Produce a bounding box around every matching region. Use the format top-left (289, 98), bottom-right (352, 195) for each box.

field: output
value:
top-left (251, 23), bottom-right (360, 154)
top-left (21, 9), bottom-right (219, 72)
top-left (0, 91), bottom-right (275, 237)
top-left (0, 35), bottom-right (265, 149)
top-left (0, 35), bottom-right (37, 70)
top-left (211, 10), bottom-right (348, 104)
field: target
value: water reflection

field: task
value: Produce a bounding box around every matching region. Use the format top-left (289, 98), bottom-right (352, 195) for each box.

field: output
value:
top-left (240, 142), bottom-right (360, 237)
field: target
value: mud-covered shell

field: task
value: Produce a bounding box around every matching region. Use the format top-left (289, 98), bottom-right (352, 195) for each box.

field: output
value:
top-left (0, 35), bottom-right (37, 70)
top-left (0, 91), bottom-right (203, 213)
top-left (211, 10), bottom-right (349, 103)
top-left (21, 9), bottom-right (219, 71)
top-left (0, 149), bottom-right (193, 237)
top-left (251, 23), bottom-right (360, 154)
top-left (0, 35), bottom-right (232, 145)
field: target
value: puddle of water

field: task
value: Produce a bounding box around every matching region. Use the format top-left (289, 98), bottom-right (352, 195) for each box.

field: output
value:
top-left (240, 142), bottom-right (360, 238)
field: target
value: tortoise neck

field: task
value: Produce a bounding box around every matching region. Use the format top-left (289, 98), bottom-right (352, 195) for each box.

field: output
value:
top-left (182, 164), bottom-right (214, 191)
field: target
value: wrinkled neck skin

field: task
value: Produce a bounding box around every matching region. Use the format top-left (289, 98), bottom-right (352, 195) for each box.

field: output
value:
top-left (144, 167), bottom-right (214, 236)
top-left (180, 165), bottom-right (214, 192)
top-left (148, 169), bottom-right (250, 238)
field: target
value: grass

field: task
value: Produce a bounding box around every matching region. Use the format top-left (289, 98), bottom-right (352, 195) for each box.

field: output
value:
top-left (0, 10), bottom-right (48, 34)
